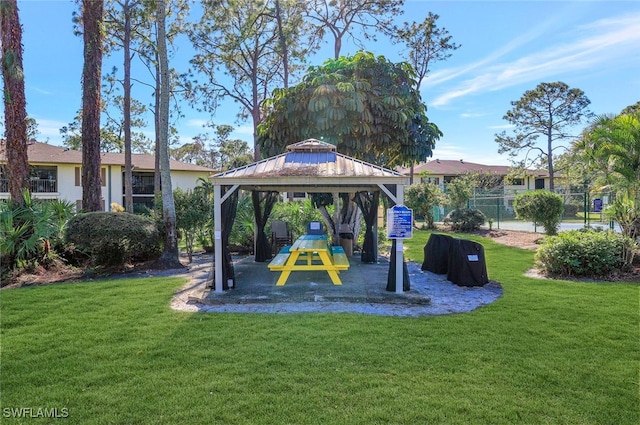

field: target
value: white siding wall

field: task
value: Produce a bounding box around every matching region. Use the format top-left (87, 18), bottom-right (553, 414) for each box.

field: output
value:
top-left (3, 163), bottom-right (211, 211)
top-left (171, 170), bottom-right (210, 192)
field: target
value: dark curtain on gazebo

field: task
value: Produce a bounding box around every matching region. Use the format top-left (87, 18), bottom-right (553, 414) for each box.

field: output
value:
top-left (382, 184), bottom-right (411, 291)
top-left (219, 185), bottom-right (239, 290)
top-left (354, 191), bottom-right (379, 263)
top-left (252, 191), bottom-right (279, 262)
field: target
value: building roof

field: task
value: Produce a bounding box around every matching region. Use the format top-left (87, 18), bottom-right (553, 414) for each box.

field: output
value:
top-left (397, 159), bottom-right (549, 177)
top-left (0, 141), bottom-right (215, 173)
top-left (212, 139), bottom-right (408, 192)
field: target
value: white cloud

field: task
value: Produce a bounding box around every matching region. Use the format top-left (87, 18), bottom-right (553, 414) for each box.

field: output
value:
top-left (431, 142), bottom-right (465, 159)
top-left (185, 118), bottom-right (210, 128)
top-left (32, 118), bottom-right (67, 144)
top-left (233, 125), bottom-right (254, 135)
top-left (488, 124), bottom-right (514, 130)
top-left (422, 9), bottom-right (563, 90)
top-left (430, 146), bottom-right (512, 166)
top-left (429, 12), bottom-right (640, 107)
top-left (29, 85), bottom-right (54, 96)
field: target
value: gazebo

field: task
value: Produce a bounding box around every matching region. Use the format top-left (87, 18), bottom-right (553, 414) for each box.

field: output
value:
top-left (210, 139), bottom-right (410, 294)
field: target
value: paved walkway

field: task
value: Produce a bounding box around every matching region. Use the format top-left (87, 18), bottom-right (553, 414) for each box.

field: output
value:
top-left (170, 253), bottom-right (503, 318)
top-left (491, 220), bottom-right (619, 233)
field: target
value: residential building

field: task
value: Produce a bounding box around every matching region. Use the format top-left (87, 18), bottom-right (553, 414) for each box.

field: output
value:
top-left (0, 141), bottom-right (215, 211)
top-left (397, 159), bottom-right (559, 213)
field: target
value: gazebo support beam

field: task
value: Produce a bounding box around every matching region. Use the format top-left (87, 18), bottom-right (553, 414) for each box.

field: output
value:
top-left (395, 184), bottom-right (405, 294)
top-left (213, 183), bottom-right (241, 293)
top-left (213, 184), bottom-right (223, 293)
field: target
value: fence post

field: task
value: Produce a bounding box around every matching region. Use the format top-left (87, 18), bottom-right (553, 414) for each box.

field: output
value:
top-left (583, 191), bottom-right (587, 228)
top-left (496, 197), bottom-right (500, 229)
top-left (587, 192), bottom-right (591, 228)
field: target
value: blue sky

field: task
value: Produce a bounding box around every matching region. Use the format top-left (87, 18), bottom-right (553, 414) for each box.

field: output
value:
top-left (7, 0), bottom-right (640, 166)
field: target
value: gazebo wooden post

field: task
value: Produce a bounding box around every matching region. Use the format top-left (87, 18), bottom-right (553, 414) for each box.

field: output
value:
top-left (213, 183), bottom-right (223, 293)
top-left (395, 184), bottom-right (405, 294)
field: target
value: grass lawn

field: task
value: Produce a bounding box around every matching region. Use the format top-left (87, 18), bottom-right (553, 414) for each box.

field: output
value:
top-left (1, 230), bottom-right (638, 424)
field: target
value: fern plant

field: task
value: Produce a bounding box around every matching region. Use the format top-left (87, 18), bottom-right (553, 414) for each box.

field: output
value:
top-left (0, 191), bottom-right (59, 275)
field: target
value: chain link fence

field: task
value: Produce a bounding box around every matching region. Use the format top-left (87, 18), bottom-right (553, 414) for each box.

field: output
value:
top-left (431, 187), bottom-right (617, 232)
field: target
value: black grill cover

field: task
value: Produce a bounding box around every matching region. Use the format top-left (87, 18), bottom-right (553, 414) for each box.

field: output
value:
top-left (446, 239), bottom-right (489, 287)
top-left (422, 234), bottom-right (455, 274)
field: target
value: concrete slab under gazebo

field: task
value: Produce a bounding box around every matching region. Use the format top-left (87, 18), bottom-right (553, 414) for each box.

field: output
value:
top-left (209, 139), bottom-right (410, 294)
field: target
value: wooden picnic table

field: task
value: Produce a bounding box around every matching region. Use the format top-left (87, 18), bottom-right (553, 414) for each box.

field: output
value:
top-left (268, 234), bottom-right (350, 286)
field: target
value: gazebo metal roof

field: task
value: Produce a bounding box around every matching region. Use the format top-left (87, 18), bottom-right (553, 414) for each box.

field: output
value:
top-left (211, 139), bottom-right (408, 192)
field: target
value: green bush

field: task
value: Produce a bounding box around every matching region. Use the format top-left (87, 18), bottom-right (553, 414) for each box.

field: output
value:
top-left (270, 198), bottom-right (323, 240)
top-left (230, 194), bottom-right (255, 251)
top-left (513, 191), bottom-right (564, 235)
top-left (445, 175), bottom-right (475, 209)
top-left (535, 229), bottom-right (635, 277)
top-left (65, 212), bottom-right (161, 267)
top-left (562, 202), bottom-right (579, 218)
top-left (174, 188), bottom-right (210, 262)
top-left (405, 183), bottom-right (445, 229)
top-left (0, 191), bottom-right (72, 278)
top-left (443, 208), bottom-right (486, 232)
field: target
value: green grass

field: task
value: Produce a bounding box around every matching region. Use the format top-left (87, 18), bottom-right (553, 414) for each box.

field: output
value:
top-left (1, 230), bottom-right (638, 424)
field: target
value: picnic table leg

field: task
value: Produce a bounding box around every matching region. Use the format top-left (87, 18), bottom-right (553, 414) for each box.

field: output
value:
top-left (326, 270), bottom-right (342, 285)
top-left (276, 251), bottom-right (301, 286)
top-left (319, 252), bottom-right (342, 285)
top-left (276, 270), bottom-right (292, 286)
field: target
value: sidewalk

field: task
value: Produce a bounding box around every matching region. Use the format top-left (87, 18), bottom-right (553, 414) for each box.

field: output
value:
top-left (484, 220), bottom-right (619, 233)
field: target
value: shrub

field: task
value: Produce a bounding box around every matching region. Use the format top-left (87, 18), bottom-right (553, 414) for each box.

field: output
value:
top-left (0, 191), bottom-right (69, 278)
top-left (562, 202), bottom-right (579, 218)
top-left (535, 229), bottom-right (635, 277)
top-left (513, 191), bottom-right (564, 235)
top-left (174, 188), bottom-right (210, 262)
top-left (443, 208), bottom-right (485, 232)
top-left (230, 194), bottom-right (255, 252)
top-left (405, 183), bottom-right (444, 229)
top-left (271, 198), bottom-right (323, 240)
top-left (445, 175), bottom-right (475, 209)
top-left (65, 212), bottom-right (161, 267)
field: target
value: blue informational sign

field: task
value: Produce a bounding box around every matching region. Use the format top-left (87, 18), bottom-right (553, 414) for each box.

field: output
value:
top-left (593, 198), bottom-right (603, 213)
top-left (387, 205), bottom-right (413, 239)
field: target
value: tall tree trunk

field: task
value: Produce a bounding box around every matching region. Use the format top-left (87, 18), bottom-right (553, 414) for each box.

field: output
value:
top-left (81, 0), bottom-right (104, 211)
top-left (1, 0), bottom-right (29, 205)
top-left (547, 133), bottom-right (555, 191)
top-left (153, 54), bottom-right (161, 196)
top-left (156, 0), bottom-right (180, 267)
top-left (274, 0), bottom-right (288, 88)
top-left (123, 0), bottom-right (133, 212)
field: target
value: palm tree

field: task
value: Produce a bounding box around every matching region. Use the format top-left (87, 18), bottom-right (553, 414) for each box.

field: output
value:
top-left (1, 0), bottom-right (29, 205)
top-left (577, 112), bottom-right (640, 241)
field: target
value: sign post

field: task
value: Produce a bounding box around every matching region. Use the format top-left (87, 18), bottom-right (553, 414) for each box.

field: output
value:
top-left (387, 204), bottom-right (413, 294)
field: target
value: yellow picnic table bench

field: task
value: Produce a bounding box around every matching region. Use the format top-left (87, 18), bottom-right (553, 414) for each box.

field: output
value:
top-left (268, 234), bottom-right (350, 286)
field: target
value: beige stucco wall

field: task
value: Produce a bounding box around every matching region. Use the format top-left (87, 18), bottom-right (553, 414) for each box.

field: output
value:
top-left (1, 163), bottom-right (211, 211)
